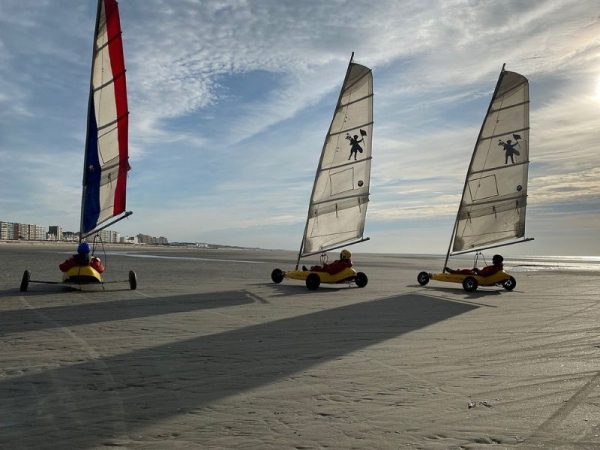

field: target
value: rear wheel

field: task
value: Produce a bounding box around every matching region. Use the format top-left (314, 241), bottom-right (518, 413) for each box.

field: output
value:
top-left (129, 270), bottom-right (137, 290)
top-left (271, 268), bottom-right (284, 284)
top-left (502, 276), bottom-right (516, 291)
top-left (355, 272), bottom-right (368, 288)
top-left (306, 273), bottom-right (320, 290)
top-left (20, 270), bottom-right (30, 292)
top-left (417, 271), bottom-right (430, 286)
top-left (462, 276), bottom-right (478, 292)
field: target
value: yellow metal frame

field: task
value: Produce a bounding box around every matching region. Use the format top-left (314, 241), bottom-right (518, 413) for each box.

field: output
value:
top-left (285, 267), bottom-right (357, 284)
top-left (430, 270), bottom-right (510, 286)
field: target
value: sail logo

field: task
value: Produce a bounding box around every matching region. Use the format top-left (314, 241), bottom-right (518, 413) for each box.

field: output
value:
top-left (498, 133), bottom-right (522, 164)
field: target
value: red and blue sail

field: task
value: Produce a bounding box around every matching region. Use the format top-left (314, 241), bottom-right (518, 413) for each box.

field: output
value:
top-left (81, 0), bottom-right (129, 235)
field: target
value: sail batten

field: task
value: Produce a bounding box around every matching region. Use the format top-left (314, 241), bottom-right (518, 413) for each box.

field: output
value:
top-left (447, 68), bottom-right (531, 258)
top-left (490, 100), bottom-right (529, 114)
top-left (298, 56), bottom-right (373, 258)
top-left (329, 121), bottom-right (374, 137)
top-left (318, 156), bottom-right (373, 173)
top-left (338, 93), bottom-right (374, 109)
top-left (480, 126), bottom-right (530, 142)
top-left (80, 0), bottom-right (130, 236)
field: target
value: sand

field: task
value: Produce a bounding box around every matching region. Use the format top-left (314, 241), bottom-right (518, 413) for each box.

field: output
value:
top-left (1, 242), bottom-right (599, 449)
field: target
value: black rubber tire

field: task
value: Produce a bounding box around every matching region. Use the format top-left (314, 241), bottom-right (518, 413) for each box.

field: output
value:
top-left (129, 270), bottom-right (137, 290)
top-left (502, 276), bottom-right (516, 291)
top-left (417, 271), bottom-right (430, 286)
top-left (20, 270), bottom-right (30, 292)
top-left (462, 276), bottom-right (478, 292)
top-left (306, 273), bottom-right (320, 290)
top-left (355, 272), bottom-right (368, 288)
top-left (271, 268), bottom-right (284, 284)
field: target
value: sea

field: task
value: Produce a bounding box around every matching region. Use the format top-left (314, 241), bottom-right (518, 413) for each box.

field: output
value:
top-left (443, 254), bottom-right (600, 273)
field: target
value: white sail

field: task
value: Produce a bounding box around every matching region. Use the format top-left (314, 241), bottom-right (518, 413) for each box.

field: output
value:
top-left (300, 56), bottom-right (373, 257)
top-left (450, 69), bottom-right (530, 254)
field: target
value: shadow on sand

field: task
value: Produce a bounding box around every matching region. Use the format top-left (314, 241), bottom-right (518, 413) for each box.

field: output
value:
top-left (0, 292), bottom-right (477, 449)
top-left (0, 291), bottom-right (257, 337)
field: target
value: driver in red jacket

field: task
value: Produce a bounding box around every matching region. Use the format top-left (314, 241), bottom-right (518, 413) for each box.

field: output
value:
top-left (303, 249), bottom-right (353, 275)
top-left (59, 242), bottom-right (105, 273)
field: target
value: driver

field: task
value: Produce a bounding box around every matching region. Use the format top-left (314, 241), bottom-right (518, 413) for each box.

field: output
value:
top-left (59, 242), bottom-right (105, 273)
top-left (303, 249), bottom-right (353, 275)
top-left (444, 254), bottom-right (504, 277)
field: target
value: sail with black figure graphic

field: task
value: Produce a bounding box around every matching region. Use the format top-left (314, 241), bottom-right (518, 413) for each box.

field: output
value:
top-left (450, 68), bottom-right (531, 255)
top-left (300, 56), bottom-right (373, 257)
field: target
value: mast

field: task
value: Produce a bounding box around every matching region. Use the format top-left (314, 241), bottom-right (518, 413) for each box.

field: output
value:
top-left (79, 0), bottom-right (103, 242)
top-left (295, 52), bottom-right (355, 269)
top-left (442, 63), bottom-right (506, 271)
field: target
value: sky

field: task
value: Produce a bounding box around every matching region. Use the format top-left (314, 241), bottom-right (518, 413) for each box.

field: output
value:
top-left (0, 0), bottom-right (599, 256)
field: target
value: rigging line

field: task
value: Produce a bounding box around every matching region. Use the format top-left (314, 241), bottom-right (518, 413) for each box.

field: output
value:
top-left (329, 121), bottom-right (374, 137)
top-left (336, 93), bottom-right (374, 110)
top-left (480, 127), bottom-right (530, 142)
top-left (319, 156), bottom-right (373, 172)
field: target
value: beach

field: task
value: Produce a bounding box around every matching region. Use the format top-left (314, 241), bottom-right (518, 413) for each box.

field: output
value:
top-left (1, 242), bottom-right (600, 449)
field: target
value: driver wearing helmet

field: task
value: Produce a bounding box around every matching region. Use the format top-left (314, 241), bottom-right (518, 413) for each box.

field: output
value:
top-left (303, 249), bottom-right (353, 275)
top-left (59, 241), bottom-right (105, 273)
top-left (444, 254), bottom-right (503, 277)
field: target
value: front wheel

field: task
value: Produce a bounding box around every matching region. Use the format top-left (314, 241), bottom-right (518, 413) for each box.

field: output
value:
top-left (306, 273), bottom-right (320, 290)
top-left (417, 271), bottom-right (430, 286)
top-left (462, 276), bottom-right (478, 292)
top-left (502, 276), bottom-right (516, 291)
top-left (129, 270), bottom-right (137, 290)
top-left (355, 272), bottom-right (368, 288)
top-left (20, 270), bottom-right (31, 292)
top-left (271, 268), bottom-right (284, 284)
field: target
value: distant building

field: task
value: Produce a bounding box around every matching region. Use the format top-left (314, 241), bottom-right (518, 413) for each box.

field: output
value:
top-left (90, 229), bottom-right (120, 244)
top-left (1, 219), bottom-right (169, 245)
top-left (62, 231), bottom-right (79, 242)
top-left (120, 235), bottom-right (138, 244)
top-left (49, 225), bottom-right (63, 241)
top-left (136, 233), bottom-right (169, 245)
top-left (0, 221), bottom-right (46, 240)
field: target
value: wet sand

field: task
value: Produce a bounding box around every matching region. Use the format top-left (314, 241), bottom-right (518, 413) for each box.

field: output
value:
top-left (1, 242), bottom-right (600, 449)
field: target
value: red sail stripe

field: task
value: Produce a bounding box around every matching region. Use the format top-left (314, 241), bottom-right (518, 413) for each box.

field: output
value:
top-left (104, 0), bottom-right (129, 215)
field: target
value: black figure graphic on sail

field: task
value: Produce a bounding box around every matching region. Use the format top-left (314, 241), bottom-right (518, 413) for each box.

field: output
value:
top-left (498, 133), bottom-right (522, 164)
top-left (346, 129), bottom-right (367, 160)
